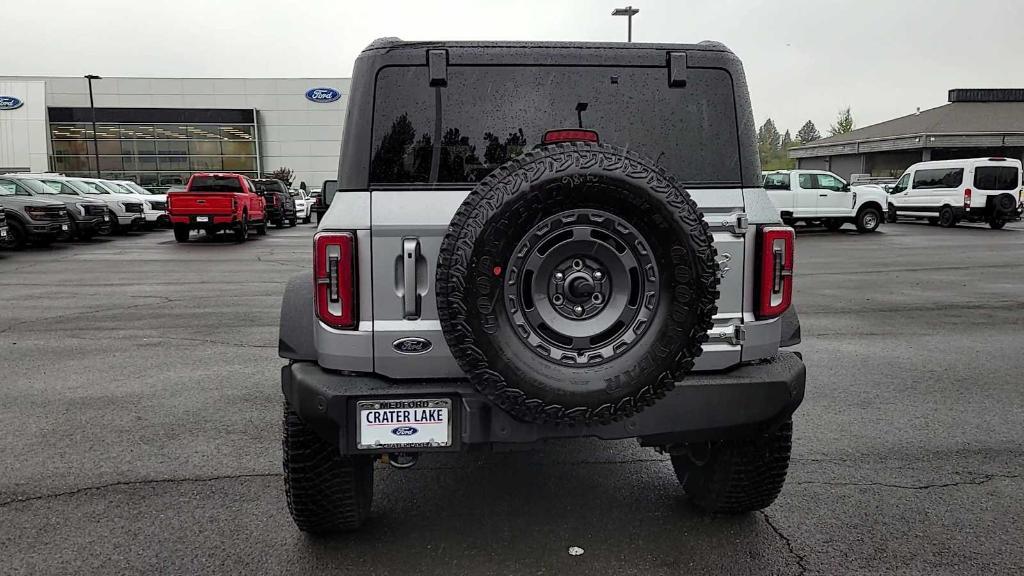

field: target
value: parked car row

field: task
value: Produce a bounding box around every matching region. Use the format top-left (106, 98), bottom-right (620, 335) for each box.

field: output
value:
top-left (763, 157), bottom-right (1023, 232)
top-left (0, 172), bottom-right (320, 250)
top-left (0, 173), bottom-right (158, 249)
top-left (167, 172), bottom-right (316, 243)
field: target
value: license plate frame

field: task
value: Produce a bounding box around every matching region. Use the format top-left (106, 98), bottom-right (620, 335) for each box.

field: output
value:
top-left (195, 216), bottom-right (210, 223)
top-left (356, 398), bottom-right (454, 451)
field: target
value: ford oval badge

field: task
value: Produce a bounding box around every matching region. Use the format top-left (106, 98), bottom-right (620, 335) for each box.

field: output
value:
top-left (393, 337), bottom-right (432, 355)
top-left (305, 87), bottom-right (341, 103)
top-left (392, 426), bottom-right (418, 436)
top-left (0, 96), bottom-right (24, 111)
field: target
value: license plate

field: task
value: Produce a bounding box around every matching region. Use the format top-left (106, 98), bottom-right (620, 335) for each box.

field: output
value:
top-left (61, 224), bottom-right (69, 231)
top-left (196, 216), bottom-right (209, 223)
top-left (357, 399), bottom-right (452, 450)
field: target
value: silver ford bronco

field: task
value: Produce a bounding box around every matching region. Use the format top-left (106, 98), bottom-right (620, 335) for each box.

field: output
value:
top-left (278, 38), bottom-right (804, 533)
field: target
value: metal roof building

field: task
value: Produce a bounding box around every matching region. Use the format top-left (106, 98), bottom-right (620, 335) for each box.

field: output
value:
top-left (789, 89), bottom-right (1024, 180)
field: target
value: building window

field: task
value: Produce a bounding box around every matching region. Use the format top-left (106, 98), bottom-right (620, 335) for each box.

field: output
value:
top-left (49, 120), bottom-right (258, 191)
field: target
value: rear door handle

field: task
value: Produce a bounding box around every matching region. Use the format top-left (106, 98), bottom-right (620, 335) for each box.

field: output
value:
top-left (402, 237), bottom-right (421, 319)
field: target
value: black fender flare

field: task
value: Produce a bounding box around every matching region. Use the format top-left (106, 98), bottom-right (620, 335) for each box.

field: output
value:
top-left (279, 272), bottom-right (317, 361)
top-left (779, 305), bottom-right (801, 348)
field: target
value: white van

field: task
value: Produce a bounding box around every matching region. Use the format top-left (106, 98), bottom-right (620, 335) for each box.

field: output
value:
top-left (762, 169), bottom-right (887, 233)
top-left (887, 157), bottom-right (1023, 228)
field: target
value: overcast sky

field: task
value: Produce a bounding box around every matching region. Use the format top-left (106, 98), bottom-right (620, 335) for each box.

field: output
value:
top-left (2, 0), bottom-right (1022, 135)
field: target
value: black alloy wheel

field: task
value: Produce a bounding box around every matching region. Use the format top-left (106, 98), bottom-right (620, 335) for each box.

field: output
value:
top-left (506, 209), bottom-right (658, 366)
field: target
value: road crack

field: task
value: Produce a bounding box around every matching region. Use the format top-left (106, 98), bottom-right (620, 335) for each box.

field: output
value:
top-left (0, 472), bottom-right (282, 508)
top-left (795, 473), bottom-right (1020, 491)
top-left (760, 511), bottom-right (808, 576)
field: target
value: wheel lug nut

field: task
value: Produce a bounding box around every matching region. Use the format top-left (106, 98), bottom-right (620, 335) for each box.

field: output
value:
top-left (554, 272), bottom-right (564, 282)
top-left (594, 270), bottom-right (603, 280)
top-left (574, 305), bottom-right (584, 316)
top-left (552, 294), bottom-right (564, 305)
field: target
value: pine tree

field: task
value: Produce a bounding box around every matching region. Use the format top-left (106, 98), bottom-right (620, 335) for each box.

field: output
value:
top-left (796, 121), bottom-right (821, 144)
top-left (757, 118), bottom-right (782, 151)
top-left (781, 130), bottom-right (793, 149)
top-left (828, 107), bottom-right (855, 136)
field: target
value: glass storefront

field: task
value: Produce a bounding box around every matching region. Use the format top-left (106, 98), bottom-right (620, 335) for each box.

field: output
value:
top-left (47, 108), bottom-right (259, 190)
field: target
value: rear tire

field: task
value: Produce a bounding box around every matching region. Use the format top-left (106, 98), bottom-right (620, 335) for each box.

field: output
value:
top-left (255, 220), bottom-right (267, 236)
top-left (275, 219), bottom-right (284, 229)
top-left (283, 403), bottom-right (373, 533)
top-left (989, 217), bottom-right (1007, 230)
top-left (234, 217), bottom-right (248, 243)
top-left (173, 225), bottom-right (190, 243)
top-left (671, 419), bottom-right (793, 513)
top-left (289, 216), bottom-right (297, 227)
top-left (303, 214), bottom-right (311, 224)
top-left (938, 206), bottom-right (956, 228)
top-left (855, 207), bottom-right (881, 233)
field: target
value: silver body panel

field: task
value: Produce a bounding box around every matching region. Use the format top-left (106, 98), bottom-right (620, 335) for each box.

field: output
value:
top-left (316, 188), bottom-right (781, 378)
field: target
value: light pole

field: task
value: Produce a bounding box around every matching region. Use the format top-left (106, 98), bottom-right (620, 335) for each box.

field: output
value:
top-left (611, 6), bottom-right (640, 42)
top-left (84, 74), bottom-right (101, 178)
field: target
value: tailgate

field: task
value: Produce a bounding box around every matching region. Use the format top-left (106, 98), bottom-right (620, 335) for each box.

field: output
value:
top-left (168, 193), bottom-right (235, 215)
top-left (369, 189), bottom-right (746, 379)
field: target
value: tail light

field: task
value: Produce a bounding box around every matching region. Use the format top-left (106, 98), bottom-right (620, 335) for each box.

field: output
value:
top-left (542, 129), bottom-right (599, 145)
top-left (314, 231), bottom-right (357, 329)
top-left (232, 197), bottom-right (238, 212)
top-left (757, 226), bottom-right (795, 319)
top-left (964, 188), bottom-right (972, 209)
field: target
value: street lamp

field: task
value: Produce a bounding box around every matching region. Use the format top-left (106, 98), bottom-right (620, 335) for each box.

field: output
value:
top-left (611, 6), bottom-right (640, 42)
top-left (84, 74), bottom-right (102, 178)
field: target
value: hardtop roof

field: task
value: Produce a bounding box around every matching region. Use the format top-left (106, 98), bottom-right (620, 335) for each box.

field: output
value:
top-left (362, 38), bottom-right (733, 54)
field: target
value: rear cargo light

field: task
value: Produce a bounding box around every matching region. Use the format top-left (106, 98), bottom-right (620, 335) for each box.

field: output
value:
top-left (964, 188), bottom-right (972, 209)
top-left (314, 232), bottom-right (357, 329)
top-left (757, 226), bottom-right (795, 319)
top-left (542, 129), bottom-right (599, 145)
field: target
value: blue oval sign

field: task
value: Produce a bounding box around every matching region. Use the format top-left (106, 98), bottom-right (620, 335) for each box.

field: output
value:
top-left (0, 96), bottom-right (24, 110)
top-left (305, 88), bottom-right (341, 103)
top-left (393, 337), bottom-right (432, 354)
top-left (392, 426), bottom-right (418, 437)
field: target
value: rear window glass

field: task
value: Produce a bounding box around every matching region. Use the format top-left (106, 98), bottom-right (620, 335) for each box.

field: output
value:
top-left (763, 173), bottom-right (790, 189)
top-left (912, 168), bottom-right (963, 189)
top-left (370, 65), bottom-right (741, 186)
top-left (974, 166), bottom-right (1019, 190)
top-left (254, 180), bottom-right (287, 194)
top-left (190, 176), bottom-right (243, 192)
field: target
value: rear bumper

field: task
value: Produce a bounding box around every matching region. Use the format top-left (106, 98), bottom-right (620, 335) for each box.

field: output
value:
top-left (170, 214), bottom-right (237, 227)
top-left (282, 352), bottom-right (806, 455)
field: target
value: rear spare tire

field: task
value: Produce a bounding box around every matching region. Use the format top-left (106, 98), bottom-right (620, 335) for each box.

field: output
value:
top-left (436, 142), bottom-right (719, 426)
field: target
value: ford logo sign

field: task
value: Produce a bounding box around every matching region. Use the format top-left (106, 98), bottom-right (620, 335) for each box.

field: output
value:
top-left (392, 426), bottom-right (418, 436)
top-left (393, 337), bottom-right (432, 354)
top-left (0, 96), bottom-right (24, 111)
top-left (305, 88), bottom-right (341, 103)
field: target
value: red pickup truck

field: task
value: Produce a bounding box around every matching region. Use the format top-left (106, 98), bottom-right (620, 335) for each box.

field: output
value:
top-left (168, 173), bottom-right (267, 243)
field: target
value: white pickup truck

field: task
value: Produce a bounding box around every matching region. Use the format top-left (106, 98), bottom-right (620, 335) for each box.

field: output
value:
top-left (763, 169), bottom-right (887, 233)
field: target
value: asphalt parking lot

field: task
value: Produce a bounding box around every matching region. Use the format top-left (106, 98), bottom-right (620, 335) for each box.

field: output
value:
top-left (1, 220), bottom-right (1022, 575)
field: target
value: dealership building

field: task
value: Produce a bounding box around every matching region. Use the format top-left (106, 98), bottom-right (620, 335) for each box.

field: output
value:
top-left (789, 89), bottom-right (1024, 180)
top-left (0, 76), bottom-right (350, 190)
